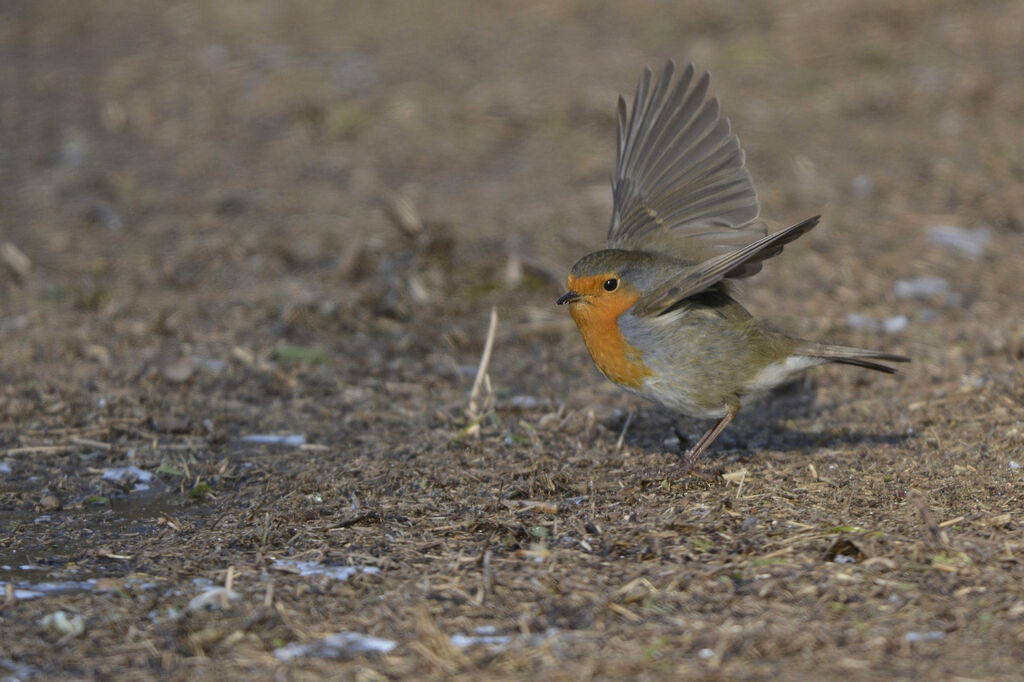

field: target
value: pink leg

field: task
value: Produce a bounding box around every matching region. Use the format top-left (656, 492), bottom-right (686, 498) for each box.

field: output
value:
top-left (681, 403), bottom-right (738, 469)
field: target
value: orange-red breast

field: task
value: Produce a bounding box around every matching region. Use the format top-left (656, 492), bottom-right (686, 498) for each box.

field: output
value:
top-left (558, 61), bottom-right (909, 469)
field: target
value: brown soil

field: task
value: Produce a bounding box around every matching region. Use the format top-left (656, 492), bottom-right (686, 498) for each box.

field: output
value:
top-left (2, 1), bottom-right (1023, 679)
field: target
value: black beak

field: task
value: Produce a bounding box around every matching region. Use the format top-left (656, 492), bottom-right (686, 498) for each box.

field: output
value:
top-left (556, 290), bottom-right (580, 305)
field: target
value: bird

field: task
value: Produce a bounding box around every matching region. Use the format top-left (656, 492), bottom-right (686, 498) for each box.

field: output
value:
top-left (557, 60), bottom-right (909, 471)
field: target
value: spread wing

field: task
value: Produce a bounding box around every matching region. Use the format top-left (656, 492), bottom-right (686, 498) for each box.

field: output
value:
top-left (632, 215), bottom-right (820, 317)
top-left (607, 61), bottom-right (765, 265)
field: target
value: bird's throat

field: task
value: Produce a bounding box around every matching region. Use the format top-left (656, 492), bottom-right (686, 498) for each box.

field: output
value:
top-left (569, 293), bottom-right (652, 389)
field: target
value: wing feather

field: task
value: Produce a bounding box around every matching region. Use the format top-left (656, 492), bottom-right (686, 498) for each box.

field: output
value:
top-left (607, 61), bottom-right (763, 260)
top-left (632, 215), bottom-right (821, 317)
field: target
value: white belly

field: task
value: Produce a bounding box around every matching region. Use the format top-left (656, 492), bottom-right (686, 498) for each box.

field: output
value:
top-left (741, 355), bottom-right (822, 394)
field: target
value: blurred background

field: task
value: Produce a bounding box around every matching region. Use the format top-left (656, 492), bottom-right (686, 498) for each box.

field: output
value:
top-left (3, 0), bottom-right (1022, 327)
top-left (2, 0), bottom-right (1022, 438)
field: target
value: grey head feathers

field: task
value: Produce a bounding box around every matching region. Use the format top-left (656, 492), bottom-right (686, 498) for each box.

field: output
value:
top-left (569, 249), bottom-right (683, 294)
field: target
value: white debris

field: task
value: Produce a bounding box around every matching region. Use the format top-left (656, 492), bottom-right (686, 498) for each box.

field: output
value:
top-left (928, 225), bottom-right (990, 259)
top-left (199, 358), bottom-right (227, 373)
top-left (187, 586), bottom-right (241, 611)
top-left (0, 579), bottom-right (98, 600)
top-left (833, 554), bottom-right (857, 564)
top-left (1010, 461), bottom-right (1020, 471)
top-left (272, 560), bottom-right (379, 581)
top-left (846, 313), bottom-right (877, 331)
top-left (274, 631), bottom-right (397, 661)
top-left (846, 313), bottom-right (909, 334)
top-left (450, 626), bottom-right (512, 647)
top-left (1, 242), bottom-right (31, 280)
top-left (102, 466), bottom-right (153, 482)
top-left (882, 315), bottom-right (909, 333)
top-left (507, 395), bottom-right (545, 409)
top-left (698, 648), bottom-right (715, 659)
top-left (39, 610), bottom-right (86, 639)
top-left (101, 466), bottom-right (154, 491)
top-left (893, 276), bottom-right (950, 299)
top-left (0, 461), bottom-right (11, 475)
top-left (850, 174), bottom-right (873, 200)
top-left (450, 627), bottom-right (558, 652)
top-left (240, 434), bottom-right (306, 446)
top-left (905, 630), bottom-right (945, 643)
top-left (0, 315), bottom-right (28, 334)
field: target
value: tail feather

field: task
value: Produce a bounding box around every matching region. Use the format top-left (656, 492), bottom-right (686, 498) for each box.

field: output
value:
top-left (798, 343), bottom-right (910, 374)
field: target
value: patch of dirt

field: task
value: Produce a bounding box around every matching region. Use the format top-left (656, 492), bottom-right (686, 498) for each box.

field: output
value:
top-left (2, 1), bottom-right (1023, 679)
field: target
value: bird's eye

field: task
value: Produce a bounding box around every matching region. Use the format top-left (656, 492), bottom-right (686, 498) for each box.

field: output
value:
top-left (603, 278), bottom-right (618, 292)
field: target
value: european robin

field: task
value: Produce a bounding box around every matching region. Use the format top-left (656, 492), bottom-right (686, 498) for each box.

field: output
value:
top-left (558, 61), bottom-right (909, 469)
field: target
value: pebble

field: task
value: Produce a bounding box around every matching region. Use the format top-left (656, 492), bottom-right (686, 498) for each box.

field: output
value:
top-left (850, 174), bottom-right (873, 199)
top-left (274, 631), bottom-right (396, 661)
top-left (893, 276), bottom-right (949, 299)
top-left (928, 225), bottom-right (990, 259)
top-left (846, 313), bottom-right (908, 334)
top-left (102, 466), bottom-right (154, 483)
top-left (271, 560), bottom-right (379, 582)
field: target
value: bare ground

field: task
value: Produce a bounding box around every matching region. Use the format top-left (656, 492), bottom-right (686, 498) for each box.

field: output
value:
top-left (2, 1), bottom-right (1024, 679)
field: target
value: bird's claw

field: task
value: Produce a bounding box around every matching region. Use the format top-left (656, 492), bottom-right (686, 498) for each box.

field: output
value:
top-left (663, 450), bottom-right (719, 481)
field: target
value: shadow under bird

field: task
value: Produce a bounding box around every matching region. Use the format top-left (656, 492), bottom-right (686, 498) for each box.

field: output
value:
top-left (557, 61), bottom-right (909, 470)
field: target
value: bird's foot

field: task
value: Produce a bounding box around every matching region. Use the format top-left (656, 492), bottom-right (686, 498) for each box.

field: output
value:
top-left (663, 449), bottom-right (719, 481)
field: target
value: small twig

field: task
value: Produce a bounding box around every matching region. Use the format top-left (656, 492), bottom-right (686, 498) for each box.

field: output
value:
top-left (263, 581), bottom-right (275, 608)
top-left (475, 548), bottom-right (493, 606)
top-left (707, 621), bottom-right (736, 671)
top-left (740, 547), bottom-right (794, 566)
top-left (465, 307), bottom-right (498, 437)
top-left (1, 242), bottom-right (31, 281)
top-left (501, 500), bottom-right (560, 514)
top-left (327, 511), bottom-right (378, 530)
top-left (615, 411), bottom-right (634, 453)
top-left (938, 515), bottom-right (965, 529)
top-left (381, 192), bottom-right (424, 239)
top-left (910, 490), bottom-right (950, 546)
top-left (70, 437), bottom-right (112, 450)
top-left (608, 602), bottom-right (642, 622)
top-left (468, 307), bottom-right (498, 410)
top-left (735, 469), bottom-right (747, 499)
top-left (4, 446), bottom-right (71, 455)
top-left (451, 410), bottom-right (495, 442)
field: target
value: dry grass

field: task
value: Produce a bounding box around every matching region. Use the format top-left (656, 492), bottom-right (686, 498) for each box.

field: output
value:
top-left (2, 0), bottom-right (1024, 679)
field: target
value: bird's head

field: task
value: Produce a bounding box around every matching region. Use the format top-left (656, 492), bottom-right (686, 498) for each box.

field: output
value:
top-left (557, 250), bottom-right (674, 314)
